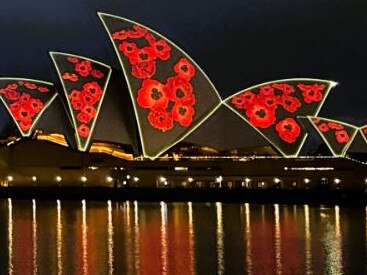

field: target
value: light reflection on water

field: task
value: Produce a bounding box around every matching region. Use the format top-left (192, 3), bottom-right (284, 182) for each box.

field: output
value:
top-left (1, 200), bottom-right (366, 274)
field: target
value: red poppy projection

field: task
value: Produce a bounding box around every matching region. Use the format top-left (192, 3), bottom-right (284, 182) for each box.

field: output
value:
top-left (360, 126), bottom-right (367, 145)
top-left (99, 13), bottom-right (221, 159)
top-left (224, 79), bottom-right (337, 157)
top-left (50, 52), bottom-right (111, 151)
top-left (309, 117), bottom-right (358, 157)
top-left (0, 78), bottom-right (57, 136)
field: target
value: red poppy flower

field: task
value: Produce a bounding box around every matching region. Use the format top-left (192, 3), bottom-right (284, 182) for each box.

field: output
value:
top-left (363, 127), bottom-right (367, 135)
top-left (335, 130), bottom-right (349, 144)
top-left (231, 94), bottom-right (247, 109)
top-left (19, 93), bottom-right (31, 104)
top-left (127, 25), bottom-right (147, 38)
top-left (24, 82), bottom-right (37, 90)
top-left (327, 122), bottom-right (344, 130)
top-left (6, 84), bottom-right (18, 90)
top-left (91, 69), bottom-right (104, 79)
top-left (129, 47), bottom-right (156, 65)
top-left (19, 119), bottom-right (32, 131)
top-left (81, 90), bottom-right (98, 106)
top-left (280, 95), bottom-right (301, 113)
top-left (171, 104), bottom-right (195, 127)
top-left (71, 99), bottom-right (85, 111)
top-left (238, 91), bottom-right (256, 109)
top-left (131, 61), bottom-right (156, 79)
top-left (37, 86), bottom-right (49, 93)
top-left (82, 105), bottom-right (97, 118)
top-left (75, 61), bottom-right (92, 77)
top-left (137, 79), bottom-right (168, 109)
top-left (258, 94), bottom-right (278, 110)
top-left (68, 89), bottom-right (81, 101)
top-left (144, 33), bottom-right (156, 44)
top-left (77, 124), bottom-right (90, 138)
top-left (147, 108), bottom-right (174, 132)
top-left (4, 90), bottom-right (20, 100)
top-left (27, 98), bottom-right (43, 113)
top-left (67, 56), bottom-right (79, 63)
top-left (82, 82), bottom-right (102, 101)
top-left (275, 118), bottom-right (301, 143)
top-left (62, 73), bottom-right (78, 82)
top-left (272, 83), bottom-right (295, 95)
top-left (112, 30), bottom-right (128, 41)
top-left (259, 85), bottom-right (275, 97)
top-left (9, 102), bottom-right (20, 113)
top-left (77, 111), bottom-right (92, 124)
top-left (245, 104), bottom-right (276, 129)
top-left (318, 123), bottom-right (329, 132)
top-left (150, 39), bottom-right (171, 61)
top-left (13, 105), bottom-right (32, 122)
top-left (298, 84), bottom-right (325, 104)
top-left (118, 41), bottom-right (138, 58)
top-left (165, 76), bottom-right (195, 106)
top-left (173, 58), bottom-right (195, 81)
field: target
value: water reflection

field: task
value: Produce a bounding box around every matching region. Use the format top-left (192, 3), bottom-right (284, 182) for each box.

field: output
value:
top-left (274, 204), bottom-right (282, 275)
top-left (107, 200), bottom-right (114, 275)
top-left (82, 200), bottom-right (89, 275)
top-left (8, 198), bottom-right (13, 275)
top-left (243, 203), bottom-right (252, 274)
top-left (216, 202), bottom-right (224, 275)
top-left (0, 200), bottom-right (365, 274)
top-left (56, 200), bottom-right (62, 275)
top-left (160, 201), bottom-right (168, 275)
top-left (32, 199), bottom-right (38, 275)
top-left (304, 205), bottom-right (312, 275)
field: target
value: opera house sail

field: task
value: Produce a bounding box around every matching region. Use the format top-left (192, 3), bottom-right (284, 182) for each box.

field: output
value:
top-left (98, 13), bottom-right (221, 159)
top-left (308, 117), bottom-right (358, 157)
top-left (0, 78), bottom-right (57, 137)
top-left (50, 52), bottom-right (112, 152)
top-left (224, 79), bottom-right (337, 157)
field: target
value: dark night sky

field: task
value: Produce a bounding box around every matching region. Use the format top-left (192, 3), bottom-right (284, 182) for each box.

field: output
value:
top-left (0, 0), bottom-right (366, 124)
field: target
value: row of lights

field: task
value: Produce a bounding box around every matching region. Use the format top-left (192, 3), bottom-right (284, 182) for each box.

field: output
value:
top-left (5, 175), bottom-right (116, 183)
top-left (158, 175), bottom-right (348, 186)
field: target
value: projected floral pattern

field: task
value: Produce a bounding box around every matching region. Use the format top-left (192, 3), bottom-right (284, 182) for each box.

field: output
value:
top-left (224, 79), bottom-right (335, 156)
top-left (51, 53), bottom-right (111, 151)
top-left (310, 117), bottom-right (357, 157)
top-left (230, 82), bottom-right (327, 143)
top-left (0, 79), bottom-right (56, 136)
top-left (112, 24), bottom-right (197, 132)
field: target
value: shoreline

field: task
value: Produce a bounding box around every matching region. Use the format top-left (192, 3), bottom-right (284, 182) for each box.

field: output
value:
top-left (1, 186), bottom-right (366, 206)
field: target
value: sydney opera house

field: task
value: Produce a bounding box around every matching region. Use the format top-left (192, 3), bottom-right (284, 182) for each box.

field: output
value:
top-left (0, 13), bottom-right (366, 191)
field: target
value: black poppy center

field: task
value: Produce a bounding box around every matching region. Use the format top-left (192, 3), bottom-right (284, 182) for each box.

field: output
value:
top-left (274, 90), bottom-right (283, 96)
top-left (284, 124), bottom-right (293, 131)
top-left (21, 111), bottom-right (28, 117)
top-left (127, 46), bottom-right (132, 51)
top-left (176, 89), bottom-right (185, 98)
top-left (181, 65), bottom-right (188, 72)
top-left (151, 88), bottom-right (163, 100)
top-left (139, 53), bottom-right (149, 60)
top-left (255, 109), bottom-right (267, 118)
top-left (245, 95), bottom-right (251, 99)
top-left (285, 100), bottom-right (292, 105)
top-left (158, 115), bottom-right (165, 122)
top-left (309, 91), bottom-right (314, 96)
top-left (178, 107), bottom-right (187, 115)
top-left (267, 99), bottom-right (274, 105)
top-left (156, 45), bottom-right (164, 51)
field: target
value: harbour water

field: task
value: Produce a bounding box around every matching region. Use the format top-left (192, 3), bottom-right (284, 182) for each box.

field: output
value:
top-left (0, 199), bottom-right (366, 274)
